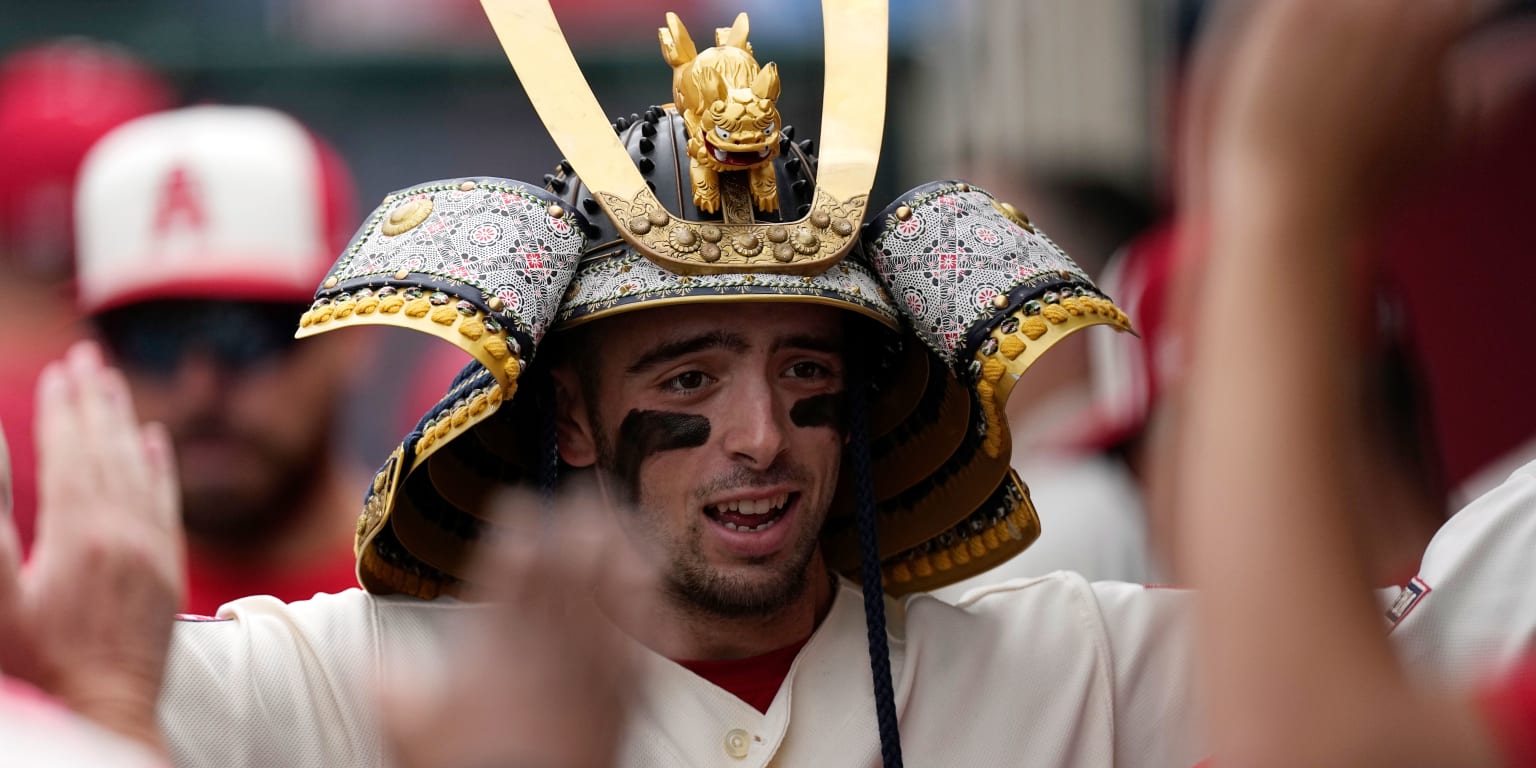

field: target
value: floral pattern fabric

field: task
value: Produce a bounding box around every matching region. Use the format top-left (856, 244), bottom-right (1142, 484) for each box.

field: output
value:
top-left (323, 178), bottom-right (585, 343)
top-left (864, 182), bottom-right (1092, 367)
top-left (557, 248), bottom-right (900, 328)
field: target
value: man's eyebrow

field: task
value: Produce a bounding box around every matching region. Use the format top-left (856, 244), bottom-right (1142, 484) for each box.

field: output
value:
top-left (625, 331), bottom-right (750, 374)
top-left (770, 334), bottom-right (844, 356)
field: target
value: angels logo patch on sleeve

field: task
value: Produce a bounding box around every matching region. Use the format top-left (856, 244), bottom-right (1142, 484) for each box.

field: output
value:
top-left (1385, 577), bottom-right (1431, 628)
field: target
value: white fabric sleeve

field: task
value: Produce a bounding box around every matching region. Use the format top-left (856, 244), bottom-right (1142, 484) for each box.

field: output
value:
top-left (1084, 579), bottom-right (1205, 768)
top-left (157, 590), bottom-right (386, 768)
top-left (956, 572), bottom-right (1204, 767)
top-left (1390, 459), bottom-right (1536, 685)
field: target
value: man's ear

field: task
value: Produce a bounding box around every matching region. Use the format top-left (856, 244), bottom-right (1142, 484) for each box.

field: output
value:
top-left (549, 364), bottom-right (598, 468)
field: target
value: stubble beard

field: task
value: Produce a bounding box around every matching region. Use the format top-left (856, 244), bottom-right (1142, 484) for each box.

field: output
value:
top-left (662, 509), bottom-right (822, 619)
top-left (177, 422), bottom-right (330, 552)
top-left (593, 427), bottom-right (828, 620)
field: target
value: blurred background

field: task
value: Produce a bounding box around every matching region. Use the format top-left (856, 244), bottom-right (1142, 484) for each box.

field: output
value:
top-left (3, 0), bottom-right (1533, 591)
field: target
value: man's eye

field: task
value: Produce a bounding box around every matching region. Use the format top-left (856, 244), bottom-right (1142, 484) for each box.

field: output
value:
top-left (787, 361), bottom-right (831, 379)
top-left (666, 371), bottom-right (710, 391)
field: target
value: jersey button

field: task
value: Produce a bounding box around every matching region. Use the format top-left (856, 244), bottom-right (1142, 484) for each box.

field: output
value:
top-left (724, 728), bottom-right (751, 759)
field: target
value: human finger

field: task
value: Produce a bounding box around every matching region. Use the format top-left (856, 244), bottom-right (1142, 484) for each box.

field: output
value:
top-left (0, 418), bottom-right (22, 672)
top-left (1448, 19), bottom-right (1536, 138)
top-left (139, 422), bottom-right (183, 538)
top-left (32, 361), bottom-right (83, 547)
top-left (0, 415), bottom-right (12, 522)
top-left (377, 661), bottom-right (445, 768)
top-left (474, 487), bottom-right (648, 687)
top-left (1174, 0), bottom-right (1257, 215)
top-left (475, 487), bottom-right (654, 626)
top-left (68, 343), bottom-right (151, 497)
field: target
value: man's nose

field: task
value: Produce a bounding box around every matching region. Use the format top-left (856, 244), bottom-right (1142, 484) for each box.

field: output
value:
top-left (169, 349), bottom-right (225, 411)
top-left (718, 376), bottom-right (789, 470)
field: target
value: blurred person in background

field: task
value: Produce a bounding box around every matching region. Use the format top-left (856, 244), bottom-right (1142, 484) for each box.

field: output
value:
top-left (74, 104), bottom-right (365, 614)
top-left (0, 39), bottom-right (174, 554)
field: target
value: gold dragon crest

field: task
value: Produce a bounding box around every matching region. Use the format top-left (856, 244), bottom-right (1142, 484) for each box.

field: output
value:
top-left (659, 12), bottom-right (783, 214)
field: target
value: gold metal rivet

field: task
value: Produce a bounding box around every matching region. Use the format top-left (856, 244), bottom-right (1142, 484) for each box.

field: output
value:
top-left (831, 218), bottom-right (853, 236)
top-left (646, 209), bottom-right (670, 226)
top-left (394, 269), bottom-right (410, 280)
top-left (699, 225), bottom-right (722, 243)
top-left (792, 227), bottom-right (820, 255)
top-left (323, 276), bottom-right (338, 289)
top-left (700, 243), bottom-right (721, 262)
top-left (628, 217), bottom-right (652, 235)
top-left (732, 234), bottom-right (761, 256)
top-left (895, 205), bottom-right (912, 220)
top-left (382, 197), bottom-right (433, 236)
top-left (459, 181), bottom-right (477, 191)
top-left (991, 295), bottom-right (1008, 309)
top-left (547, 204), bottom-right (564, 218)
top-left (809, 209), bottom-right (831, 228)
top-left (773, 243), bottom-right (795, 262)
top-left (674, 228), bottom-right (697, 247)
top-left (488, 297), bottom-right (504, 311)
top-left (957, 183), bottom-right (970, 193)
top-left (767, 226), bottom-right (788, 243)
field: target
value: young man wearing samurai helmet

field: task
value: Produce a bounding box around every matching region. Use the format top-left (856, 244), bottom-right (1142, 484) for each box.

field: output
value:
top-left (151, 2), bottom-right (1536, 765)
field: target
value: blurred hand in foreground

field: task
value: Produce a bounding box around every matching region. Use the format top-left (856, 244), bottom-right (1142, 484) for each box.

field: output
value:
top-left (1200, 0), bottom-right (1514, 220)
top-left (1176, 1), bottom-right (1515, 766)
top-left (0, 341), bottom-right (184, 753)
top-left (382, 487), bottom-right (654, 768)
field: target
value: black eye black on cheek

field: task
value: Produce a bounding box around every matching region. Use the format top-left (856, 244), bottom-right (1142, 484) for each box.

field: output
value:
top-left (789, 393), bottom-right (846, 431)
top-left (611, 410), bottom-right (712, 498)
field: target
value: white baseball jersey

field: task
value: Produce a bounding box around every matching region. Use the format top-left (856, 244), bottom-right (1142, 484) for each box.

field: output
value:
top-left (1387, 459), bottom-right (1536, 683)
top-left (158, 459), bottom-right (1536, 768)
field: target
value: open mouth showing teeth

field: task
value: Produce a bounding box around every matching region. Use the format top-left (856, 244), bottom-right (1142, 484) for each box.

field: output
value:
top-left (704, 492), bottom-right (795, 532)
top-left (710, 145), bottom-right (771, 166)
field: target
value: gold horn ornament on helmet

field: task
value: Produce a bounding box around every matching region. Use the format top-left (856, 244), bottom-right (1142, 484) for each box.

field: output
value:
top-left (478, 0), bottom-right (887, 276)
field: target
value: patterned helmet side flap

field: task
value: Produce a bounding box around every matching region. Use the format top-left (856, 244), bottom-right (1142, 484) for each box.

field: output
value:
top-left (296, 178), bottom-right (588, 396)
top-left (354, 360), bottom-right (548, 599)
top-left (862, 180), bottom-right (1134, 460)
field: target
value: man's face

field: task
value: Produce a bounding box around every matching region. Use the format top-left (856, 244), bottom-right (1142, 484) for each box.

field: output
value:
top-left (97, 299), bottom-right (347, 546)
top-left (556, 304), bottom-right (848, 618)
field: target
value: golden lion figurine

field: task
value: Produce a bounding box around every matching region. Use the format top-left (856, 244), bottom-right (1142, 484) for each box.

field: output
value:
top-left (659, 12), bottom-right (782, 214)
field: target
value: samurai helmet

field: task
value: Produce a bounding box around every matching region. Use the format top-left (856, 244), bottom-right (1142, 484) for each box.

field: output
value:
top-left (299, 1), bottom-right (1133, 600)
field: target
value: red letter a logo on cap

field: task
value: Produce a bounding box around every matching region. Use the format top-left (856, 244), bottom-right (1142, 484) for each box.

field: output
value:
top-left (152, 166), bottom-right (206, 239)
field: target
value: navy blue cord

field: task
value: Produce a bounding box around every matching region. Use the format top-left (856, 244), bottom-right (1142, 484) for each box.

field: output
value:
top-left (536, 370), bottom-right (560, 514)
top-left (849, 375), bottom-right (905, 768)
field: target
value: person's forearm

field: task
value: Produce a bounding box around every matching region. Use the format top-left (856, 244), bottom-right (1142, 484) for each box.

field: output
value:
top-left (1181, 176), bottom-right (1411, 760)
top-left (1181, 172), bottom-right (1499, 766)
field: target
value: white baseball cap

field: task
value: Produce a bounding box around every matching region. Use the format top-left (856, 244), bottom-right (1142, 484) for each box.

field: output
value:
top-left (74, 105), bottom-right (355, 314)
